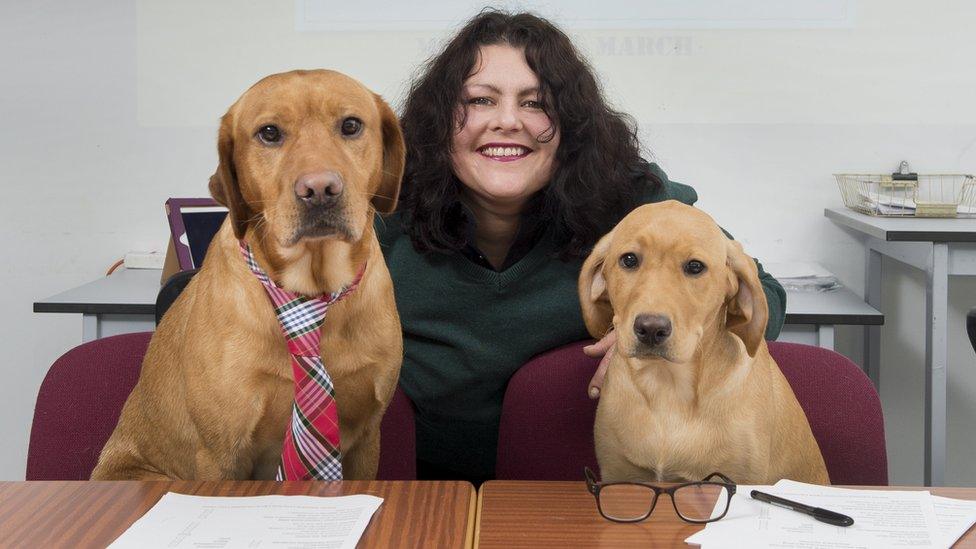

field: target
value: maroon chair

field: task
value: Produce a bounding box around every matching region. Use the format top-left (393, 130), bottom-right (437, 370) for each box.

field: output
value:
top-left (495, 340), bottom-right (888, 485)
top-left (27, 332), bottom-right (416, 480)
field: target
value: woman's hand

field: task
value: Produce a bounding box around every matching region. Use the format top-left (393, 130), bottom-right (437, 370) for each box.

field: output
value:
top-left (583, 330), bottom-right (616, 399)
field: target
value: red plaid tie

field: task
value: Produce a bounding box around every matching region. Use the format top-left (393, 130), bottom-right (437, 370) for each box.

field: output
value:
top-left (239, 241), bottom-right (364, 480)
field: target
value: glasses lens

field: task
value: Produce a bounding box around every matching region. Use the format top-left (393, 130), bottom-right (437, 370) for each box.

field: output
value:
top-left (598, 484), bottom-right (656, 521)
top-left (673, 483), bottom-right (730, 522)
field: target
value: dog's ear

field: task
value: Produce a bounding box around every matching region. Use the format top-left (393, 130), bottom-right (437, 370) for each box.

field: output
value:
top-left (209, 113), bottom-right (253, 239)
top-left (579, 228), bottom-right (616, 338)
top-left (725, 239), bottom-right (768, 357)
top-left (371, 93), bottom-right (405, 215)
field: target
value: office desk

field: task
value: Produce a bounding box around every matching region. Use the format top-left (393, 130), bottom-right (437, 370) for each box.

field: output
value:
top-left (475, 481), bottom-right (976, 548)
top-left (780, 284), bottom-right (883, 349)
top-left (34, 267), bottom-right (881, 350)
top-left (0, 480), bottom-right (476, 548)
top-left (33, 268), bottom-right (158, 341)
top-left (826, 207), bottom-right (976, 486)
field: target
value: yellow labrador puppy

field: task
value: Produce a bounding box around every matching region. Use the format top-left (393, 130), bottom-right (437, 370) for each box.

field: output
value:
top-left (579, 201), bottom-right (828, 485)
top-left (92, 70), bottom-right (404, 480)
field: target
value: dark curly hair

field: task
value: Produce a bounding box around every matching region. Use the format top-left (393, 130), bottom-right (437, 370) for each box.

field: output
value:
top-left (398, 9), bottom-right (660, 259)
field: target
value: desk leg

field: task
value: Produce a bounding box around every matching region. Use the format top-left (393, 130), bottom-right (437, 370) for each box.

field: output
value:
top-left (82, 314), bottom-right (100, 342)
top-left (816, 325), bottom-right (835, 350)
top-left (924, 243), bottom-right (949, 486)
top-left (865, 246), bottom-right (883, 387)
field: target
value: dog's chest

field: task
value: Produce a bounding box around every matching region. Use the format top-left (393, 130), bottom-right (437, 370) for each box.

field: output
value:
top-left (604, 392), bottom-right (758, 481)
top-left (627, 407), bottom-right (715, 465)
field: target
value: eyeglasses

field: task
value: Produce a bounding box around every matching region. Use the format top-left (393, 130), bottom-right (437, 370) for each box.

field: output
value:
top-left (584, 467), bottom-right (737, 524)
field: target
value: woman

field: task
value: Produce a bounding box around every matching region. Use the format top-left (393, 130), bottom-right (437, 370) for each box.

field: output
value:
top-left (376, 10), bottom-right (786, 483)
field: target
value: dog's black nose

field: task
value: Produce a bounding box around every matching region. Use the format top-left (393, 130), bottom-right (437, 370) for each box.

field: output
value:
top-left (295, 171), bottom-right (344, 205)
top-left (633, 314), bottom-right (672, 347)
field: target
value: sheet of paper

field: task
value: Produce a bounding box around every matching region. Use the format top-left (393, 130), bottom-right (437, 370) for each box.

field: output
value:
top-left (763, 263), bottom-right (836, 280)
top-left (932, 495), bottom-right (976, 548)
top-left (686, 480), bottom-right (942, 549)
top-left (858, 191), bottom-right (917, 211)
top-left (855, 191), bottom-right (976, 215)
top-left (108, 492), bottom-right (383, 549)
top-left (774, 480), bottom-right (940, 548)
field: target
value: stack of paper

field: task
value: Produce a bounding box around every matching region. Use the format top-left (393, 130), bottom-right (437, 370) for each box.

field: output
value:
top-left (686, 480), bottom-right (976, 548)
top-left (109, 492), bottom-right (384, 549)
top-left (856, 191), bottom-right (917, 215)
top-left (855, 191), bottom-right (976, 216)
top-left (763, 262), bottom-right (841, 293)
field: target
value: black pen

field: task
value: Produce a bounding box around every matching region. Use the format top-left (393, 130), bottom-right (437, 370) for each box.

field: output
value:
top-left (750, 490), bottom-right (855, 527)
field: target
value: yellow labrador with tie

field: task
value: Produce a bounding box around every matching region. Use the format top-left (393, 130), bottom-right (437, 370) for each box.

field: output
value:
top-left (92, 70), bottom-right (404, 480)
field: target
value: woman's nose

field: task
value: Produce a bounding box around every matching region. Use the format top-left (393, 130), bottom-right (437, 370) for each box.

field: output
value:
top-left (489, 101), bottom-right (523, 132)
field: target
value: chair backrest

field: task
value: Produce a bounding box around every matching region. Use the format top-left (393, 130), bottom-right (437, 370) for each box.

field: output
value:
top-left (766, 341), bottom-right (887, 485)
top-left (496, 340), bottom-right (888, 485)
top-left (27, 332), bottom-right (416, 480)
top-left (27, 332), bottom-right (152, 480)
top-left (156, 269), bottom-right (198, 325)
top-left (496, 341), bottom-right (600, 481)
top-left (968, 308), bottom-right (976, 354)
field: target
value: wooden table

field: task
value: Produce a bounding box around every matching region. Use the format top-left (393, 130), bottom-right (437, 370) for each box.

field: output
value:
top-left (0, 480), bottom-right (476, 548)
top-left (475, 481), bottom-right (976, 548)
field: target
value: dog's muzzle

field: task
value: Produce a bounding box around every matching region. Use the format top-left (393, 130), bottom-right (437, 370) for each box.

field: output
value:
top-left (291, 171), bottom-right (355, 242)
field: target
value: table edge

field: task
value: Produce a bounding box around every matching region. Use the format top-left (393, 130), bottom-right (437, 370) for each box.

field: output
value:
top-left (474, 483), bottom-right (486, 549)
top-left (825, 207), bottom-right (976, 242)
top-left (785, 312), bottom-right (884, 326)
top-left (33, 302), bottom-right (156, 315)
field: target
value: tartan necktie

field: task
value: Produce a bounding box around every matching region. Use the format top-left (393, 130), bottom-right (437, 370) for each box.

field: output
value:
top-left (239, 240), bottom-right (364, 480)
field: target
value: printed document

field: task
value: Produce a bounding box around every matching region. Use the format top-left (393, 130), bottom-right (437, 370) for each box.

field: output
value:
top-left (932, 495), bottom-right (976, 548)
top-left (108, 492), bottom-right (383, 549)
top-left (686, 480), bottom-right (976, 548)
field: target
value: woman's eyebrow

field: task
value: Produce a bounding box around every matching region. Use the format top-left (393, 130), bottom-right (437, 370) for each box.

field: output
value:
top-left (465, 83), bottom-right (540, 96)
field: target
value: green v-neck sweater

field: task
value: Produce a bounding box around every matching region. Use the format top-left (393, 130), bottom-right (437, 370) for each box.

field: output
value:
top-left (375, 166), bottom-right (786, 480)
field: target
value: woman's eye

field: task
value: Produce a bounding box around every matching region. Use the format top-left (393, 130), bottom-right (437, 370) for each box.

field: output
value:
top-left (619, 253), bottom-right (640, 269)
top-left (684, 260), bottom-right (706, 276)
top-left (522, 100), bottom-right (544, 109)
top-left (256, 125), bottom-right (282, 144)
top-left (467, 97), bottom-right (493, 106)
top-left (340, 117), bottom-right (363, 137)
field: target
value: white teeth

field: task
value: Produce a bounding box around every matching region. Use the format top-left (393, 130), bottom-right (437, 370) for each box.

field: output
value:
top-left (481, 146), bottom-right (528, 158)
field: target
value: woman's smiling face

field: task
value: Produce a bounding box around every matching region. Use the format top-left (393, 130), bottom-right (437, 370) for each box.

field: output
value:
top-left (451, 44), bottom-right (560, 212)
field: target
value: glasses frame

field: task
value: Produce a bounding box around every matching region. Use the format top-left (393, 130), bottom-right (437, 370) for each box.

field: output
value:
top-left (584, 467), bottom-right (737, 524)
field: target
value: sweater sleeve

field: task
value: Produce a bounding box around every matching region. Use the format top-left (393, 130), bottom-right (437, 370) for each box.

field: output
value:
top-left (718, 227), bottom-right (787, 341)
top-left (641, 162), bottom-right (787, 340)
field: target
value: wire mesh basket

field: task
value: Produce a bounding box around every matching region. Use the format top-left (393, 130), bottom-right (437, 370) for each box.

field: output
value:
top-left (835, 173), bottom-right (976, 218)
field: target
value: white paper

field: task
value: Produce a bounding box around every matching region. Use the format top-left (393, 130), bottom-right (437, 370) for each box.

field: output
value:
top-left (686, 480), bottom-right (942, 549)
top-left (761, 263), bottom-right (841, 292)
top-left (108, 492), bottom-right (383, 549)
top-left (763, 263), bottom-right (836, 280)
top-left (855, 191), bottom-right (976, 215)
top-left (858, 191), bottom-right (917, 212)
top-left (932, 495), bottom-right (976, 548)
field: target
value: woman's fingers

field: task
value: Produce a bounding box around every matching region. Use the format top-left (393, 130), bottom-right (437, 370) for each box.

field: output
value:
top-left (588, 351), bottom-right (612, 399)
top-left (584, 331), bottom-right (617, 399)
top-left (583, 330), bottom-right (616, 357)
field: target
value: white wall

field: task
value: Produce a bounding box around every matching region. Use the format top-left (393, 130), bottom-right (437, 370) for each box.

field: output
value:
top-left (2, 0), bottom-right (974, 484)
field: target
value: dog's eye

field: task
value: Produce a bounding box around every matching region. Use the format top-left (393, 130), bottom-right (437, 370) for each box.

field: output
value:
top-left (619, 253), bottom-right (640, 269)
top-left (684, 260), bottom-right (706, 275)
top-left (256, 125), bottom-right (282, 145)
top-left (341, 117), bottom-right (363, 137)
